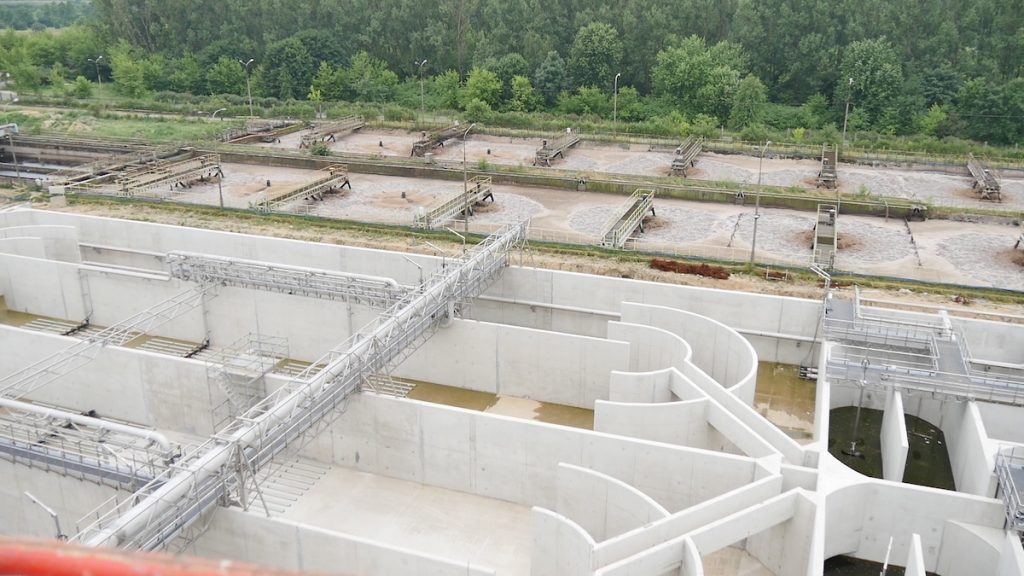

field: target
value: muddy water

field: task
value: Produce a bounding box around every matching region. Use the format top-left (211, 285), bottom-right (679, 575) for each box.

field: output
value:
top-left (754, 362), bottom-right (816, 443)
top-left (0, 296), bottom-right (51, 327)
top-left (405, 381), bottom-right (595, 430)
top-left (828, 406), bottom-right (955, 491)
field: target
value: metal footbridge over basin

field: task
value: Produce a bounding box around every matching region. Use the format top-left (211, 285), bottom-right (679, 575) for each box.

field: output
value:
top-left (413, 175), bottom-right (494, 229)
top-left (299, 116), bottom-right (365, 148)
top-left (251, 165), bottom-right (350, 212)
top-left (534, 131), bottom-right (581, 167)
top-left (598, 188), bottom-right (656, 249)
top-left (670, 136), bottom-right (704, 177)
top-left (71, 221), bottom-right (528, 552)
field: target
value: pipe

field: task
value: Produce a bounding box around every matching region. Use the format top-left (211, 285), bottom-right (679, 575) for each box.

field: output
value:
top-left (0, 537), bottom-right (310, 576)
top-left (0, 398), bottom-right (173, 456)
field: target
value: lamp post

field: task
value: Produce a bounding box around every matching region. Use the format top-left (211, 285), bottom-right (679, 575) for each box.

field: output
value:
top-left (612, 72), bottom-right (621, 134)
top-left (416, 59), bottom-right (428, 122)
top-left (841, 77), bottom-right (854, 148)
top-left (239, 58), bottom-right (255, 118)
top-left (87, 56), bottom-right (103, 87)
top-left (749, 140), bottom-right (772, 265)
top-left (462, 122), bottom-right (476, 233)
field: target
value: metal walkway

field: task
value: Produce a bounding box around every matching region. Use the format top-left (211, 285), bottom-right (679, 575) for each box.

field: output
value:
top-left (670, 136), bottom-right (704, 176)
top-left (113, 155), bottom-right (223, 198)
top-left (535, 131), bottom-right (581, 166)
top-left (598, 189), bottom-right (656, 249)
top-left (72, 221), bottom-right (528, 552)
top-left (299, 116), bottom-right (365, 148)
top-left (812, 204), bottom-right (837, 269)
top-left (967, 154), bottom-right (1001, 201)
top-left (816, 144), bottom-right (837, 189)
top-left (996, 446), bottom-right (1024, 533)
top-left (250, 165), bottom-right (350, 212)
top-left (413, 176), bottom-right (494, 229)
top-left (411, 125), bottom-right (462, 157)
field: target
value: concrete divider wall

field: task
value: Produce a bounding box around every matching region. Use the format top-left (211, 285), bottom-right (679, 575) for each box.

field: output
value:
top-left (619, 303), bottom-right (758, 402)
top-left (881, 389), bottom-right (908, 482)
top-left (394, 319), bottom-right (631, 409)
top-left (0, 253), bottom-right (86, 321)
top-left (0, 225), bottom-right (81, 262)
top-left (935, 521), bottom-right (1004, 576)
top-left (594, 395), bottom-right (719, 454)
top-left (531, 507), bottom-right (596, 576)
top-left (606, 321), bottom-right (691, 374)
top-left (193, 507), bottom-right (495, 576)
top-left (948, 402), bottom-right (997, 497)
top-left (976, 402), bottom-right (1024, 443)
top-left (80, 269), bottom-right (206, 342)
top-left (745, 491), bottom-right (819, 576)
top-left (0, 237), bottom-right (47, 258)
top-left (0, 459), bottom-right (128, 540)
top-left (555, 463), bottom-right (669, 543)
top-left (0, 326), bottom-right (215, 436)
top-left (996, 531), bottom-right (1024, 576)
top-left (471, 296), bottom-right (616, 339)
top-left (312, 394), bottom-right (759, 514)
top-left (955, 316), bottom-right (1024, 365)
top-left (905, 533), bottom-right (926, 576)
top-left (824, 479), bottom-right (1005, 571)
top-left (607, 368), bottom-right (695, 403)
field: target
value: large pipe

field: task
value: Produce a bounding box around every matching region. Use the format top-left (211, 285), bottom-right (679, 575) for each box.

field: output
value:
top-left (85, 223), bottom-right (523, 549)
top-left (0, 398), bottom-right (173, 456)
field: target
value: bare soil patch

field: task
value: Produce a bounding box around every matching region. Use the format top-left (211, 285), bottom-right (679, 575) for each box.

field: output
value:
top-left (650, 258), bottom-right (731, 280)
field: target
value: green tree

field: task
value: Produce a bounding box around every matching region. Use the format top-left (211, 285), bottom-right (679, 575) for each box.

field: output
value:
top-left (260, 37), bottom-right (315, 100)
top-left (568, 23), bottom-right (623, 90)
top-left (460, 67), bottom-right (502, 108)
top-left (508, 75), bottom-right (541, 112)
top-left (311, 61), bottom-right (347, 101)
top-left (109, 43), bottom-right (147, 98)
top-left (70, 75), bottom-right (93, 98)
top-left (206, 56), bottom-right (246, 95)
top-left (432, 70), bottom-right (462, 110)
top-left (533, 50), bottom-right (568, 107)
top-left (730, 74), bottom-right (768, 128)
top-left (651, 36), bottom-right (746, 119)
top-left (835, 38), bottom-right (903, 130)
top-left (346, 51), bottom-right (398, 102)
top-left (486, 52), bottom-right (529, 100)
top-left (169, 54), bottom-right (204, 94)
top-left (558, 86), bottom-right (611, 117)
top-left (464, 97), bottom-right (492, 122)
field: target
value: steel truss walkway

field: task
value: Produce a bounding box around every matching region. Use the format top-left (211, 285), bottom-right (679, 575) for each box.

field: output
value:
top-left (299, 116), bottom-right (365, 148)
top-left (824, 292), bottom-right (1024, 406)
top-left (113, 155), bottom-right (223, 198)
top-left (72, 221), bottom-right (527, 552)
top-left (670, 136), bottom-right (704, 176)
top-left (166, 251), bottom-right (408, 308)
top-left (411, 125), bottom-right (462, 157)
top-left (995, 446), bottom-right (1024, 533)
top-left (812, 204), bottom-right (837, 269)
top-left (534, 131), bottom-right (581, 166)
top-left (598, 188), bottom-right (656, 248)
top-left (251, 165), bottom-right (350, 212)
top-left (816, 144), bottom-right (838, 189)
top-left (967, 153), bottom-right (1001, 201)
top-left (413, 176), bottom-right (494, 229)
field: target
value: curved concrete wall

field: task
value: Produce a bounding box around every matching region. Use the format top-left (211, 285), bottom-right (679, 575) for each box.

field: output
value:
top-left (532, 507), bottom-right (596, 576)
top-left (0, 225), bottom-right (80, 262)
top-left (555, 463), bottom-right (669, 543)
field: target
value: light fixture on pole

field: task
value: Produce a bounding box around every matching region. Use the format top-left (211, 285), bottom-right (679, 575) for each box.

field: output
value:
top-left (239, 58), bottom-right (255, 118)
top-left (612, 72), bottom-right (621, 133)
top-left (462, 122), bottom-right (476, 233)
top-left (749, 140), bottom-right (772, 265)
top-left (87, 55), bottom-right (103, 87)
top-left (416, 59), bottom-right (428, 122)
top-left (841, 77), bottom-right (854, 148)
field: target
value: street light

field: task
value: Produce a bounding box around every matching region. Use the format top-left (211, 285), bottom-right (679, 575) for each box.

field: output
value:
top-left (462, 122), bottom-right (476, 233)
top-left (612, 72), bottom-right (621, 134)
top-left (749, 140), bottom-right (772, 265)
top-left (87, 56), bottom-right (103, 87)
top-left (416, 59), bottom-right (428, 122)
top-left (841, 77), bottom-right (854, 148)
top-left (239, 58), bottom-right (255, 118)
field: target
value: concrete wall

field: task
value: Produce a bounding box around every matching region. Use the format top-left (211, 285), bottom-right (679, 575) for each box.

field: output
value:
top-left (531, 507), bottom-right (596, 576)
top-left (0, 225), bottom-right (80, 262)
top-left (947, 401), bottom-right (997, 497)
top-left (193, 507), bottom-right (495, 576)
top-left (309, 394), bottom-right (759, 514)
top-left (0, 458), bottom-right (128, 540)
top-left (555, 463), bottom-right (669, 543)
top-left (976, 402), bottom-right (1024, 443)
top-left (0, 252), bottom-right (86, 321)
top-left (956, 316), bottom-right (1024, 365)
top-left (934, 521), bottom-right (1005, 576)
top-left (395, 318), bottom-right (630, 409)
top-left (905, 533), bottom-right (926, 576)
top-left (0, 326), bottom-right (216, 436)
top-left (880, 389), bottom-right (908, 483)
top-left (823, 477), bottom-right (1005, 572)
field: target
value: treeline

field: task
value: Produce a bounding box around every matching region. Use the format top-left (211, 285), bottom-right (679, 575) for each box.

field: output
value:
top-left (4, 0), bottom-right (1024, 145)
top-left (0, 1), bottom-right (91, 31)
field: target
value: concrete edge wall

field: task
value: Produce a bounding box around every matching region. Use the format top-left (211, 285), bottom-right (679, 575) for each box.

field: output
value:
top-left (880, 389), bottom-right (908, 483)
top-left (0, 225), bottom-right (81, 262)
top-left (935, 520), bottom-right (1003, 576)
top-left (594, 395), bottom-right (713, 450)
top-left (996, 531), bottom-right (1024, 576)
top-left (192, 507), bottom-right (496, 576)
top-left (949, 402), bottom-right (998, 497)
top-left (555, 463), bottom-right (670, 543)
top-left (905, 533), bottom-right (926, 576)
top-left (606, 320), bottom-right (692, 375)
top-left (0, 252), bottom-right (86, 321)
top-left (530, 506), bottom-right (596, 576)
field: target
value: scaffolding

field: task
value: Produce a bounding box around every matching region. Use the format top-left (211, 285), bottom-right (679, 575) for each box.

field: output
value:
top-left (967, 154), bottom-right (1002, 201)
top-left (72, 221), bottom-right (528, 552)
top-left (250, 165), bottom-right (350, 212)
top-left (669, 136), bottom-right (704, 176)
top-left (597, 189), bottom-right (656, 249)
top-left (202, 334), bottom-right (289, 432)
top-left (535, 130), bottom-right (581, 167)
top-left (298, 116), bottom-right (365, 148)
top-left (813, 204), bottom-right (838, 270)
top-left (0, 285), bottom-right (214, 402)
top-left (165, 251), bottom-right (407, 309)
top-left (113, 155), bottom-right (223, 198)
top-left (413, 175), bottom-right (494, 229)
top-left (411, 125), bottom-right (463, 157)
top-left (816, 144), bottom-right (838, 189)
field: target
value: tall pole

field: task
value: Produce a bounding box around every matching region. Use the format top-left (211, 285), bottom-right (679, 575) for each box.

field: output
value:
top-left (416, 59), bottom-right (428, 123)
top-left (749, 140), bottom-right (771, 265)
top-left (88, 56), bottom-right (103, 87)
top-left (239, 58), bottom-right (255, 118)
top-left (462, 122), bottom-right (476, 233)
top-left (613, 72), bottom-right (621, 134)
top-left (841, 77), bottom-right (853, 149)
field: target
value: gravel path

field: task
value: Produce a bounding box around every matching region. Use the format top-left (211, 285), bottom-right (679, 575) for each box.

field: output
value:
top-left (936, 233), bottom-right (1024, 290)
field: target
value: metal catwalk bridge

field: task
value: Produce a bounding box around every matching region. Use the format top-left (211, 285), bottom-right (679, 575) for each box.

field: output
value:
top-left (72, 221), bottom-right (527, 551)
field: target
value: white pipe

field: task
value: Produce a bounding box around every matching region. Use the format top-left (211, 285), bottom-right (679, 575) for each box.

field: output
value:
top-left (0, 398), bottom-right (173, 455)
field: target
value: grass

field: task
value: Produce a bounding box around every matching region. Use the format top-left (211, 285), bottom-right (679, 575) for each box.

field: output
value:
top-left (1, 109), bottom-right (242, 143)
